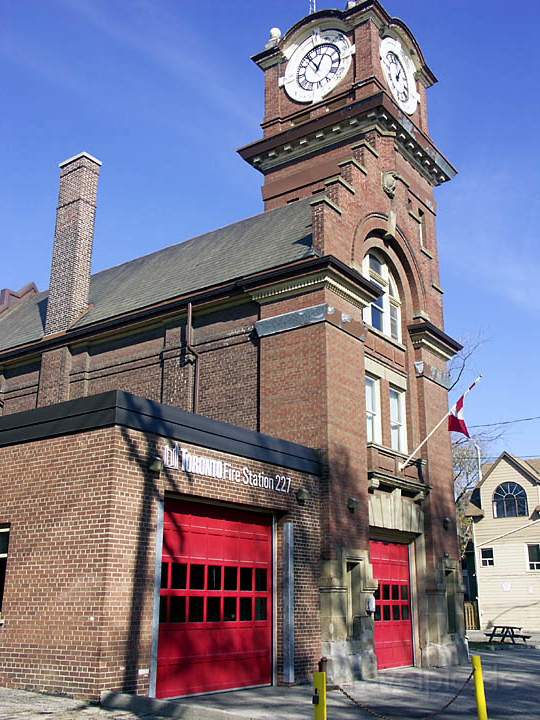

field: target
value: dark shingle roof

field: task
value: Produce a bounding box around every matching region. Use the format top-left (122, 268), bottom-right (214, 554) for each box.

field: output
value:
top-left (0, 200), bottom-right (314, 353)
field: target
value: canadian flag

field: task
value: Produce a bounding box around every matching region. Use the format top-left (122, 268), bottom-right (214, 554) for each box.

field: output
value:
top-left (448, 395), bottom-right (470, 437)
top-left (448, 377), bottom-right (481, 438)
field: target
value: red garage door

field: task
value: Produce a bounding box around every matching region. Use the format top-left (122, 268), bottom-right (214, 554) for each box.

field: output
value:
top-left (370, 540), bottom-right (413, 670)
top-left (157, 500), bottom-right (273, 698)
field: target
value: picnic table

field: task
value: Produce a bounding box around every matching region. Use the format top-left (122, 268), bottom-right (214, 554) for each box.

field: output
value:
top-left (485, 625), bottom-right (531, 644)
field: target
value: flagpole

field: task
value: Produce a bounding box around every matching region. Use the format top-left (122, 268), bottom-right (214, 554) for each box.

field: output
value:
top-left (398, 375), bottom-right (482, 472)
top-left (474, 441), bottom-right (483, 485)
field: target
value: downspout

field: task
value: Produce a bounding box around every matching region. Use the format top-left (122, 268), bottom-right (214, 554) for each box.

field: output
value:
top-left (186, 302), bottom-right (200, 414)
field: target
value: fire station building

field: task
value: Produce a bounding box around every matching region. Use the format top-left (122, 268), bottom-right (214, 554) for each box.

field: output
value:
top-left (0, 0), bottom-right (466, 701)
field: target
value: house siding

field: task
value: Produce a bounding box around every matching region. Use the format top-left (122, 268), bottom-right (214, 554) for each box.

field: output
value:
top-left (474, 458), bottom-right (540, 631)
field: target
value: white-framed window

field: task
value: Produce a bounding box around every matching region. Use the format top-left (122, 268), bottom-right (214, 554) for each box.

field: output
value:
top-left (365, 375), bottom-right (382, 444)
top-left (389, 386), bottom-right (407, 453)
top-left (362, 252), bottom-right (402, 343)
top-left (0, 527), bottom-right (10, 614)
top-left (481, 548), bottom-right (494, 567)
top-left (527, 544), bottom-right (540, 571)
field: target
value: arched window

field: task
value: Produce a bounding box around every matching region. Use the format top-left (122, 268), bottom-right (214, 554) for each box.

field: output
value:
top-left (492, 482), bottom-right (529, 518)
top-left (362, 252), bottom-right (402, 342)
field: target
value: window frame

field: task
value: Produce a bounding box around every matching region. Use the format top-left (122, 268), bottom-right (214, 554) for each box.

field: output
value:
top-left (0, 527), bottom-right (10, 616)
top-left (480, 548), bottom-right (494, 567)
top-left (418, 208), bottom-right (426, 248)
top-left (492, 482), bottom-right (529, 519)
top-left (362, 252), bottom-right (402, 343)
top-left (365, 374), bottom-right (382, 445)
top-left (389, 386), bottom-right (407, 453)
top-left (527, 544), bottom-right (540, 571)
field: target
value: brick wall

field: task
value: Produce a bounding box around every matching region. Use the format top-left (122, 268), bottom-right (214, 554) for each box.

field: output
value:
top-left (0, 362), bottom-right (40, 415)
top-left (1, 304), bottom-right (261, 432)
top-left (0, 429), bottom-right (117, 697)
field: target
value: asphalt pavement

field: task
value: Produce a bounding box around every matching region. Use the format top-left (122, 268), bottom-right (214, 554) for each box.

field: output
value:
top-left (1, 646), bottom-right (539, 719)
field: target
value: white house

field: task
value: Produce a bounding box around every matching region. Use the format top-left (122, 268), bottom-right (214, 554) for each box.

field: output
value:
top-left (467, 452), bottom-right (540, 631)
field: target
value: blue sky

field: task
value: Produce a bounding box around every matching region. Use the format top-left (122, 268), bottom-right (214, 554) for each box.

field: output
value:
top-left (2, 0), bottom-right (539, 459)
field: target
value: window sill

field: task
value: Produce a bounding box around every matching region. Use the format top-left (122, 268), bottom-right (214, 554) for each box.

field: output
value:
top-left (367, 442), bottom-right (409, 461)
top-left (366, 325), bottom-right (406, 352)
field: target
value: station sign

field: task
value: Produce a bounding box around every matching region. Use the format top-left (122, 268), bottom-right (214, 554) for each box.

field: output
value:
top-left (162, 441), bottom-right (292, 494)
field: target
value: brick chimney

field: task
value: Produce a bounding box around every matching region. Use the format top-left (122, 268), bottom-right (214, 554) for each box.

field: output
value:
top-left (44, 152), bottom-right (101, 335)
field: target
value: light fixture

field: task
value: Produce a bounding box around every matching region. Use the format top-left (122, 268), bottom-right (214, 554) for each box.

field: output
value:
top-left (149, 456), bottom-right (164, 473)
top-left (443, 517), bottom-right (451, 530)
top-left (296, 487), bottom-right (310, 505)
top-left (347, 497), bottom-right (359, 513)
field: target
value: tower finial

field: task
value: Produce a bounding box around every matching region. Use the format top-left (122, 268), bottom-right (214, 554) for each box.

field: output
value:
top-left (309, 0), bottom-right (317, 14)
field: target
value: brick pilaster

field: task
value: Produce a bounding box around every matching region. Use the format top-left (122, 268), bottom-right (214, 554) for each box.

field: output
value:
top-left (37, 347), bottom-right (72, 407)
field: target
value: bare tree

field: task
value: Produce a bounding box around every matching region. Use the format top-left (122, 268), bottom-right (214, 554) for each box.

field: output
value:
top-left (453, 429), bottom-right (504, 557)
top-left (447, 335), bottom-right (504, 557)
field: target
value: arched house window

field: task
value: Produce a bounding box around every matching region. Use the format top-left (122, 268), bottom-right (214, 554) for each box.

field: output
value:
top-left (492, 482), bottom-right (529, 518)
top-left (362, 252), bottom-right (402, 343)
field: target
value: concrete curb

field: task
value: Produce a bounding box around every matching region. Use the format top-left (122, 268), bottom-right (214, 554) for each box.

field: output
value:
top-left (100, 691), bottom-right (241, 719)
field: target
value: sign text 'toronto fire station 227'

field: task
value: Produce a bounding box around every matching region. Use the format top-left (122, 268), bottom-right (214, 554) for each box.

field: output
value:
top-left (162, 442), bottom-right (292, 494)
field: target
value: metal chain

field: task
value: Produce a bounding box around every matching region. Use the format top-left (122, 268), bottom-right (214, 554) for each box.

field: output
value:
top-left (336, 669), bottom-right (474, 720)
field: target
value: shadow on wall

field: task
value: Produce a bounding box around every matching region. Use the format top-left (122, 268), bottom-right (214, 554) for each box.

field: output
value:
top-left (118, 420), bottom-right (198, 695)
top-left (487, 599), bottom-right (540, 629)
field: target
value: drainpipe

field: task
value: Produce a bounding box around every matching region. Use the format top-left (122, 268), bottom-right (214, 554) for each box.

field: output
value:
top-left (186, 302), bottom-right (200, 414)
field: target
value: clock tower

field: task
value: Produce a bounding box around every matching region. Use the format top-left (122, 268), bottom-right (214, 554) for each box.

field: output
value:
top-left (239, 0), bottom-right (454, 211)
top-left (240, 0), bottom-right (466, 681)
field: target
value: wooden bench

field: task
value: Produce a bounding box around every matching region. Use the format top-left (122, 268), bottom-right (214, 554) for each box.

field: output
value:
top-left (484, 625), bottom-right (531, 644)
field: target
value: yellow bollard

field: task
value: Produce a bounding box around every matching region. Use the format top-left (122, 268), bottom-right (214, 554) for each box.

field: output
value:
top-left (472, 655), bottom-right (488, 720)
top-left (313, 671), bottom-right (327, 720)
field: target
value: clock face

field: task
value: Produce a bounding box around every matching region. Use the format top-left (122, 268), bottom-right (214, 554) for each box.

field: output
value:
top-left (282, 29), bottom-right (353, 104)
top-left (380, 37), bottom-right (419, 115)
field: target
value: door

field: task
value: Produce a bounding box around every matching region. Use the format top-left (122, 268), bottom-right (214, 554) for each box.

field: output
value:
top-left (157, 500), bottom-right (273, 698)
top-left (369, 540), bottom-right (413, 669)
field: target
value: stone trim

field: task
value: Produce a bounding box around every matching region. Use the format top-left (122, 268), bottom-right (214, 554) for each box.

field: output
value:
top-left (249, 267), bottom-right (379, 309)
top-left (59, 151), bottom-right (102, 168)
top-left (255, 304), bottom-right (328, 338)
top-left (365, 355), bottom-right (407, 389)
top-left (338, 157), bottom-right (368, 176)
top-left (408, 319), bottom-right (462, 360)
top-left (324, 175), bottom-right (355, 194)
top-left (351, 139), bottom-right (379, 158)
top-left (369, 487), bottom-right (425, 534)
top-left (309, 195), bottom-right (342, 215)
top-left (368, 470), bottom-right (430, 499)
top-left (414, 360), bottom-right (452, 390)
